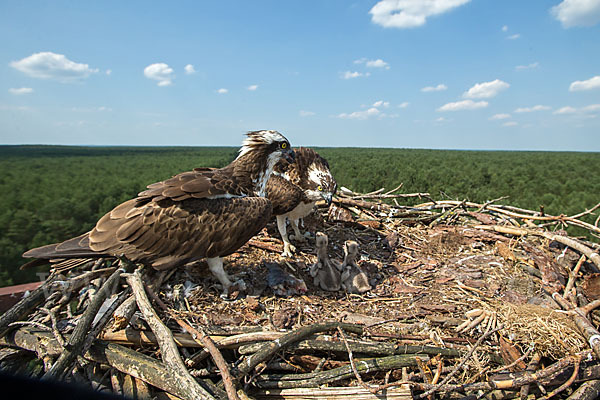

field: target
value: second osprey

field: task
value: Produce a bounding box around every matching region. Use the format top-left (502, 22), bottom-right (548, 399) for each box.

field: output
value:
top-left (266, 147), bottom-right (337, 256)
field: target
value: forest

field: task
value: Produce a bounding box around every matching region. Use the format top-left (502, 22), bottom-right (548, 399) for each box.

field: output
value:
top-left (1, 145), bottom-right (599, 286)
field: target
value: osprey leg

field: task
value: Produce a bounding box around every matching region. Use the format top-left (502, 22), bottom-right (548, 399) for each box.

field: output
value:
top-left (276, 215), bottom-right (296, 257)
top-left (206, 257), bottom-right (232, 292)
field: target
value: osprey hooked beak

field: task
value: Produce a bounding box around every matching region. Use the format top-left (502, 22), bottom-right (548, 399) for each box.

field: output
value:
top-left (322, 192), bottom-right (333, 205)
top-left (283, 147), bottom-right (296, 163)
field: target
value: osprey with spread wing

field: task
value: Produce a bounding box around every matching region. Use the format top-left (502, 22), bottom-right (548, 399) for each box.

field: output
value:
top-left (22, 130), bottom-right (295, 292)
top-left (266, 147), bottom-right (336, 257)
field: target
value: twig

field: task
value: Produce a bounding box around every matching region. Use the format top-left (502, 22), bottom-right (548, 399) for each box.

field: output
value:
top-left (0, 273), bottom-right (57, 338)
top-left (187, 331), bottom-right (286, 367)
top-left (565, 256), bottom-right (587, 301)
top-left (416, 324), bottom-right (503, 399)
top-left (539, 355), bottom-right (581, 400)
top-left (145, 283), bottom-right (239, 400)
top-left (43, 262), bottom-right (125, 381)
top-left (520, 352), bottom-right (541, 400)
top-left (40, 307), bottom-right (65, 347)
top-left (337, 326), bottom-right (374, 393)
top-left (236, 322), bottom-right (363, 377)
top-left (567, 380), bottom-right (600, 400)
top-left (553, 293), bottom-right (600, 359)
top-left (255, 354), bottom-right (420, 389)
top-left (82, 289), bottom-right (131, 356)
top-left (125, 269), bottom-right (216, 400)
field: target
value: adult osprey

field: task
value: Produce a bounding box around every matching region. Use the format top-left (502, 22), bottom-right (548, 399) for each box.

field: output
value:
top-left (22, 130), bottom-right (295, 292)
top-left (265, 147), bottom-right (336, 257)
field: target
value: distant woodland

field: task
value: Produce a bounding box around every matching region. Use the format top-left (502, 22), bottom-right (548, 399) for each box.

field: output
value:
top-left (1, 145), bottom-right (599, 286)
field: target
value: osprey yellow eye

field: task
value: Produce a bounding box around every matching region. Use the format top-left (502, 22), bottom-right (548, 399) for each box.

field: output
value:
top-left (318, 185), bottom-right (323, 191)
top-left (281, 142), bottom-right (287, 149)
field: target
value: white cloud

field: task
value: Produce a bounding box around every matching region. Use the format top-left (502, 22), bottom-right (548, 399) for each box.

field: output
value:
top-left (514, 105), bottom-right (551, 113)
top-left (71, 106), bottom-right (113, 112)
top-left (184, 64), bottom-right (196, 74)
top-left (421, 83), bottom-right (447, 92)
top-left (299, 110), bottom-right (315, 117)
top-left (507, 33), bottom-right (521, 39)
top-left (354, 58), bottom-right (390, 69)
top-left (247, 84), bottom-right (259, 91)
top-left (463, 79), bottom-right (509, 99)
top-left (503, 121), bottom-right (518, 127)
top-left (569, 75), bottom-right (600, 91)
top-left (106, 69), bottom-right (112, 76)
top-left (369, 0), bottom-right (471, 29)
top-left (554, 106), bottom-right (577, 114)
top-left (341, 71), bottom-right (370, 79)
top-left (502, 25), bottom-right (509, 31)
top-left (437, 99), bottom-right (488, 111)
top-left (338, 107), bottom-right (381, 120)
top-left (490, 113), bottom-right (511, 120)
top-left (365, 59), bottom-right (390, 69)
top-left (10, 51), bottom-right (98, 82)
top-left (144, 63), bottom-right (174, 86)
top-left (516, 62), bottom-right (539, 70)
top-left (398, 101), bottom-right (410, 108)
top-left (9, 87), bottom-right (34, 95)
top-left (583, 104), bottom-right (600, 112)
top-left (217, 88), bottom-right (228, 94)
top-left (373, 100), bottom-right (390, 108)
top-left (553, 104), bottom-right (600, 114)
top-left (551, 0), bottom-right (600, 28)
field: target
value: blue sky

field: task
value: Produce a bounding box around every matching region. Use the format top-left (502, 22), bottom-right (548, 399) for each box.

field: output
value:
top-left (1, 0), bottom-right (599, 150)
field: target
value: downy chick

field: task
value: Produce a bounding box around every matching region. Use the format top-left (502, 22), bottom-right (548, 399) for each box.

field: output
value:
top-left (341, 240), bottom-right (371, 294)
top-left (309, 232), bottom-right (342, 291)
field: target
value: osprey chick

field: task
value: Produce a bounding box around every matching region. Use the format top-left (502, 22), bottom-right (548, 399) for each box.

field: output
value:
top-left (266, 147), bottom-right (336, 257)
top-left (23, 130), bottom-right (295, 293)
top-left (340, 240), bottom-right (371, 294)
top-left (309, 232), bottom-right (342, 291)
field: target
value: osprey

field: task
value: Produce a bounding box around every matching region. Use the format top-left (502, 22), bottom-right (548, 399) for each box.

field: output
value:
top-left (265, 147), bottom-right (336, 257)
top-left (22, 130), bottom-right (295, 293)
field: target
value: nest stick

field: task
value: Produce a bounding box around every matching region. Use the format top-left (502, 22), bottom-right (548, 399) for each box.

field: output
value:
top-left (519, 352), bottom-right (541, 400)
top-left (109, 295), bottom-right (137, 332)
top-left (567, 379), bottom-right (600, 400)
top-left (236, 322), bottom-right (363, 377)
top-left (554, 293), bottom-right (600, 359)
top-left (415, 324), bottom-right (502, 399)
top-left (125, 269), bottom-right (216, 400)
top-left (186, 331), bottom-right (286, 367)
top-left (337, 327), bottom-right (374, 393)
top-left (43, 263), bottom-right (125, 381)
top-left (144, 283), bottom-right (239, 400)
top-left (255, 354), bottom-right (420, 389)
top-left (539, 355), bottom-right (581, 400)
top-left (0, 274), bottom-right (56, 338)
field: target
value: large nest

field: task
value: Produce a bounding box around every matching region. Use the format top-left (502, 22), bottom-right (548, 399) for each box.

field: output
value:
top-left (1, 188), bottom-right (600, 400)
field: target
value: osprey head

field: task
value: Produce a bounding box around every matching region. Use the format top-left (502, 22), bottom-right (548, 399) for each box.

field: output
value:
top-left (237, 130), bottom-right (295, 197)
top-left (238, 130), bottom-right (295, 163)
top-left (306, 161), bottom-right (337, 205)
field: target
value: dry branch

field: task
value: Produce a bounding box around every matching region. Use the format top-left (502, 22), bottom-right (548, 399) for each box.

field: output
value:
top-left (43, 263), bottom-right (125, 381)
top-left (125, 269), bottom-right (216, 400)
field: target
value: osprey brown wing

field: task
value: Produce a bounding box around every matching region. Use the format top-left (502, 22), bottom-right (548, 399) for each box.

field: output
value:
top-left (89, 196), bottom-right (272, 270)
top-left (266, 175), bottom-right (304, 215)
top-left (136, 167), bottom-right (246, 203)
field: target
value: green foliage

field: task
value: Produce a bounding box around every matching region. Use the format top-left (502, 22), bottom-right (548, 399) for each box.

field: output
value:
top-left (1, 145), bottom-right (598, 286)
